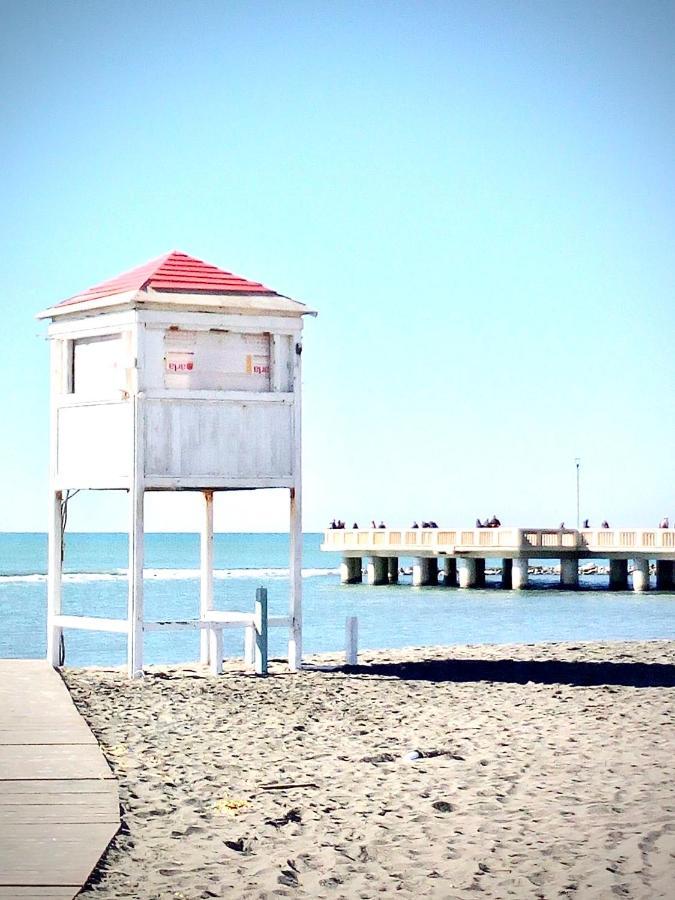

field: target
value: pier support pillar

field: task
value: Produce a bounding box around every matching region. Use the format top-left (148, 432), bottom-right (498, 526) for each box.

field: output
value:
top-left (632, 559), bottom-right (650, 592)
top-left (560, 558), bottom-right (579, 588)
top-left (442, 558), bottom-right (457, 587)
top-left (475, 558), bottom-right (486, 588)
top-left (501, 559), bottom-right (512, 589)
top-left (458, 558), bottom-right (477, 588)
top-left (340, 557), bottom-right (362, 584)
top-left (656, 560), bottom-right (674, 591)
top-left (388, 557), bottom-right (399, 584)
top-left (413, 557), bottom-right (438, 586)
top-left (367, 556), bottom-right (388, 586)
top-left (609, 559), bottom-right (628, 591)
top-left (512, 558), bottom-right (529, 590)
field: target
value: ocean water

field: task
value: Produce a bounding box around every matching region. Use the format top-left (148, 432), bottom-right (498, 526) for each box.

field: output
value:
top-left (1, 532), bottom-right (674, 667)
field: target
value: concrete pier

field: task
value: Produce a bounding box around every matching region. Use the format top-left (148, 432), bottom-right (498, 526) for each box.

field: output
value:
top-left (632, 559), bottom-right (650, 592)
top-left (367, 556), bottom-right (388, 586)
top-left (501, 558), bottom-right (513, 589)
top-left (442, 557), bottom-right (457, 587)
top-left (458, 558), bottom-right (477, 588)
top-left (340, 557), bottom-right (362, 584)
top-left (413, 557), bottom-right (438, 586)
top-left (326, 526), bottom-right (675, 593)
top-left (656, 560), bottom-right (674, 591)
top-left (560, 558), bottom-right (579, 588)
top-left (609, 559), bottom-right (628, 591)
top-left (512, 558), bottom-right (529, 590)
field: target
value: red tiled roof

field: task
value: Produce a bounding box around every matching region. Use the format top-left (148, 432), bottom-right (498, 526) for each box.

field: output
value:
top-left (58, 251), bottom-right (279, 307)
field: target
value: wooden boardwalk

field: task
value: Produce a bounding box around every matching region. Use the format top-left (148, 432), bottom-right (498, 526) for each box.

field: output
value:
top-left (0, 660), bottom-right (119, 898)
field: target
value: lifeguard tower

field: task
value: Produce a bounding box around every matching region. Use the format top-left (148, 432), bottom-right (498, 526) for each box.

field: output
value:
top-left (38, 251), bottom-right (315, 677)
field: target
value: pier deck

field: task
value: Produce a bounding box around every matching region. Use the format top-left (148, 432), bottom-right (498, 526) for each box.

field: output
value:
top-left (0, 660), bottom-right (119, 898)
top-left (322, 527), bottom-right (675, 590)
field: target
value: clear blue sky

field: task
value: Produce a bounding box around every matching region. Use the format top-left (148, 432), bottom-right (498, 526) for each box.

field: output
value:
top-left (2, 0), bottom-right (673, 532)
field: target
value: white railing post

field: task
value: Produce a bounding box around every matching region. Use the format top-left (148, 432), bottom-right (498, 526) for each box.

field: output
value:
top-left (345, 616), bottom-right (358, 665)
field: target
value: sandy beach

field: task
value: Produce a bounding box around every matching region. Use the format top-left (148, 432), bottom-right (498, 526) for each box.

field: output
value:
top-left (64, 640), bottom-right (675, 899)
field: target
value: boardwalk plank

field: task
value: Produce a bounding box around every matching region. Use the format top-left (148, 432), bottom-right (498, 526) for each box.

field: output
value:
top-left (0, 744), bottom-right (114, 780)
top-left (0, 888), bottom-right (77, 898)
top-left (0, 661), bottom-right (120, 893)
top-left (0, 778), bottom-right (114, 795)
top-left (0, 822), bottom-right (119, 885)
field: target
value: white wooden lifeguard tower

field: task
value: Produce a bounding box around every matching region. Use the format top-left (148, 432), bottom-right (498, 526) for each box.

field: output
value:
top-left (38, 251), bottom-right (315, 678)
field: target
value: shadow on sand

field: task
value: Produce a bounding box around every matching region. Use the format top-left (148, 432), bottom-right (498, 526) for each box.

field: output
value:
top-left (343, 657), bottom-right (675, 688)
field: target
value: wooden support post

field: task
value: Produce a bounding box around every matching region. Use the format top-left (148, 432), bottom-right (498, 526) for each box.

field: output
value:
top-left (632, 559), bottom-right (650, 592)
top-left (367, 556), bottom-right (388, 585)
top-left (46, 489), bottom-right (63, 667)
top-left (288, 337), bottom-right (303, 673)
top-left (128, 483), bottom-right (145, 678)
top-left (345, 616), bottom-right (358, 665)
top-left (200, 490), bottom-right (214, 664)
top-left (289, 487), bottom-right (302, 671)
top-left (442, 557), bottom-right (457, 587)
top-left (340, 557), bottom-right (362, 583)
top-left (501, 558), bottom-right (513, 589)
top-left (128, 396), bottom-right (145, 679)
top-left (609, 558), bottom-right (628, 590)
top-left (255, 586), bottom-right (268, 676)
top-left (388, 557), bottom-right (399, 584)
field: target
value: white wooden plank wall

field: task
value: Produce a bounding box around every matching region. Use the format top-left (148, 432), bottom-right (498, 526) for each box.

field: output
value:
top-left (143, 399), bottom-right (293, 480)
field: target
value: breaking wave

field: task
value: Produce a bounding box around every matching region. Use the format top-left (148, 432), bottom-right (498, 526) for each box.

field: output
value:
top-left (0, 567), bottom-right (339, 584)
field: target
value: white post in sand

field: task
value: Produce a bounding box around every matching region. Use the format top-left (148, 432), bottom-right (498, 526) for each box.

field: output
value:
top-left (367, 556), bottom-right (388, 585)
top-left (512, 558), bottom-right (529, 590)
top-left (458, 558), bottom-right (477, 588)
top-left (345, 616), bottom-right (358, 665)
top-left (560, 558), bottom-right (579, 588)
top-left (46, 490), bottom-right (63, 667)
top-left (200, 490), bottom-right (214, 664)
top-left (632, 559), bottom-right (650, 592)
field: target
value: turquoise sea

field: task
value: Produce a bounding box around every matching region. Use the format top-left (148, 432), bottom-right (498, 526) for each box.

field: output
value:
top-left (1, 532), bottom-right (674, 667)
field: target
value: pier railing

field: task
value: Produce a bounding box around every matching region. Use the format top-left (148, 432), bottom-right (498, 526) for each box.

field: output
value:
top-left (322, 527), bottom-right (675, 557)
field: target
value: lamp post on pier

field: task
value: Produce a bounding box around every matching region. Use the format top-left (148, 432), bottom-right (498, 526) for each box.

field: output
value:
top-left (575, 457), bottom-right (581, 530)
